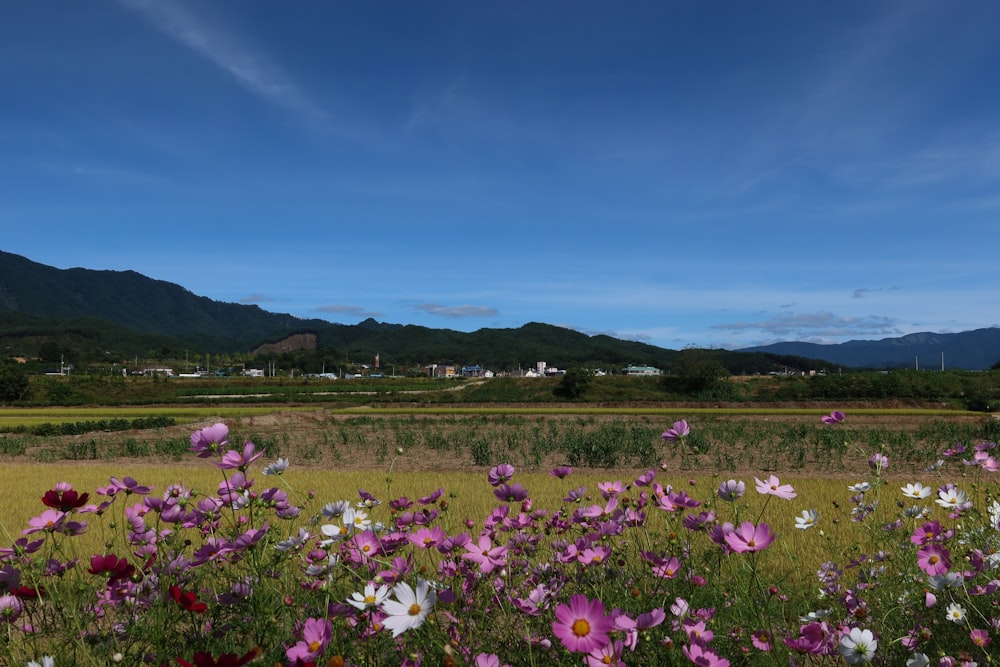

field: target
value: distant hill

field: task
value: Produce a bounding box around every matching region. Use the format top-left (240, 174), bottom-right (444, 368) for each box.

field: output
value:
top-left (739, 328), bottom-right (1000, 371)
top-left (0, 250), bottom-right (685, 369)
top-left (3, 250), bottom-right (997, 371)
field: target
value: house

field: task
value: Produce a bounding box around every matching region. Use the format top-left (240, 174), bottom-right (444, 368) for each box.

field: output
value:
top-left (425, 364), bottom-right (457, 378)
top-left (623, 365), bottom-right (661, 376)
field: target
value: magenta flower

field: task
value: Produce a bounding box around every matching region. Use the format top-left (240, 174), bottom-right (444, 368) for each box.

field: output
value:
top-left (552, 594), bottom-right (614, 653)
top-left (970, 628), bottom-right (991, 648)
top-left (682, 641), bottom-right (730, 666)
top-left (106, 476), bottom-right (153, 496)
top-left (723, 521), bottom-right (775, 553)
top-left (662, 420), bottom-right (690, 442)
top-left (462, 534), bottom-right (507, 573)
top-left (821, 410), bottom-right (845, 425)
top-left (487, 464), bottom-right (515, 487)
top-left (550, 466), bottom-right (574, 479)
top-left (754, 475), bottom-right (797, 500)
top-left (586, 639), bottom-right (625, 667)
top-left (494, 483), bottom-right (529, 503)
top-left (216, 441), bottom-right (264, 470)
top-left (916, 544), bottom-right (951, 576)
top-left (868, 453), bottom-right (888, 472)
top-left (24, 509), bottom-right (66, 535)
top-left (474, 654), bottom-right (511, 667)
top-left (717, 479), bottom-right (745, 501)
top-left (286, 617), bottom-right (332, 663)
top-left (0, 594), bottom-right (24, 623)
top-left (408, 526), bottom-right (447, 549)
top-left (189, 422), bottom-right (229, 457)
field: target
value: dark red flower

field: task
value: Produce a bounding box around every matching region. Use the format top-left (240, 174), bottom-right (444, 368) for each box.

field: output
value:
top-left (88, 553), bottom-right (136, 584)
top-left (11, 585), bottom-right (45, 598)
top-left (175, 647), bottom-right (261, 667)
top-left (170, 584), bottom-right (207, 613)
top-left (41, 488), bottom-right (90, 511)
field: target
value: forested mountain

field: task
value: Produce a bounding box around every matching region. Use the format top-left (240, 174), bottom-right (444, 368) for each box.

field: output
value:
top-left (2, 250), bottom-right (997, 370)
top-left (738, 328), bottom-right (1000, 371)
top-left (0, 251), bottom-right (683, 369)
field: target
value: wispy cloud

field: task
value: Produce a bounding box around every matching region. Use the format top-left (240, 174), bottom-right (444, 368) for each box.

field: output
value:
top-left (118, 0), bottom-right (327, 122)
top-left (712, 312), bottom-right (901, 340)
top-left (316, 304), bottom-right (383, 319)
top-left (239, 293), bottom-right (268, 304)
top-left (852, 286), bottom-right (900, 299)
top-left (415, 303), bottom-right (499, 319)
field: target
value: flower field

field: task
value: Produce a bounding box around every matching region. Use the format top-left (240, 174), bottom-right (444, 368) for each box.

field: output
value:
top-left (1, 411), bottom-right (998, 666)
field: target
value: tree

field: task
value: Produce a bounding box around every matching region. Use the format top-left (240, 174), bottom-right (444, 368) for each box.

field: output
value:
top-left (0, 362), bottom-right (30, 403)
top-left (554, 367), bottom-right (593, 399)
top-left (665, 348), bottom-right (729, 393)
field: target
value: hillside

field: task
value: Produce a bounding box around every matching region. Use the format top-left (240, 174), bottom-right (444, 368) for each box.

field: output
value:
top-left (739, 329), bottom-right (1000, 371)
top-left (0, 251), bottom-right (686, 370)
top-left (3, 250), bottom-right (997, 371)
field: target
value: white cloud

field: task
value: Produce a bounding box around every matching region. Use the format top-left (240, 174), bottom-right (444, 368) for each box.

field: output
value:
top-left (415, 303), bottom-right (499, 318)
top-left (316, 304), bottom-right (383, 319)
top-left (118, 0), bottom-right (327, 122)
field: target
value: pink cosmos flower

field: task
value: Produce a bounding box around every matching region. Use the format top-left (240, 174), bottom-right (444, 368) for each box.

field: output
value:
top-left (408, 526), bottom-right (447, 549)
top-left (551, 594), bottom-right (614, 653)
top-left (487, 464), bottom-right (515, 487)
top-left (0, 594), bottom-right (24, 623)
top-left (462, 534), bottom-right (507, 573)
top-left (723, 521), bottom-right (775, 553)
top-left (189, 422), bottom-right (229, 457)
top-left (916, 544), bottom-right (951, 576)
top-left (662, 420), bottom-right (690, 442)
top-left (216, 441), bottom-right (264, 471)
top-left (105, 476), bottom-right (153, 496)
top-left (23, 510), bottom-right (65, 535)
top-left (970, 628), bottom-right (991, 648)
top-left (682, 641), bottom-right (730, 666)
top-left (474, 654), bottom-right (511, 667)
top-left (549, 466), bottom-right (573, 479)
top-left (578, 545), bottom-right (612, 565)
top-left (717, 479), bottom-right (745, 501)
top-left (286, 617), bottom-right (332, 663)
top-left (754, 475), bottom-right (797, 500)
top-left (586, 639), bottom-right (625, 667)
top-left (821, 410), bottom-right (845, 425)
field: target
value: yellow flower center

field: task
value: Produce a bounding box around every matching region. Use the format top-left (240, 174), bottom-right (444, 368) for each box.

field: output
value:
top-left (408, 603), bottom-right (422, 616)
top-left (308, 640), bottom-right (321, 652)
top-left (572, 619), bottom-right (591, 637)
top-left (364, 595), bottom-right (376, 604)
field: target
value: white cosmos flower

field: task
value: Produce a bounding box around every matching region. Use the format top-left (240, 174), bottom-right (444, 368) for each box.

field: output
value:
top-left (347, 582), bottom-right (390, 611)
top-left (848, 482), bottom-right (872, 493)
top-left (381, 579), bottom-right (436, 638)
top-left (319, 522), bottom-right (349, 546)
top-left (27, 659), bottom-right (55, 667)
top-left (795, 509), bottom-right (819, 530)
top-left (901, 483), bottom-right (932, 499)
top-left (838, 627), bottom-right (877, 664)
top-left (344, 507), bottom-right (371, 531)
top-left (945, 602), bottom-right (966, 623)
top-left (262, 458), bottom-right (289, 475)
top-left (906, 653), bottom-right (930, 667)
top-left (988, 500), bottom-right (1000, 529)
top-left (936, 487), bottom-right (969, 510)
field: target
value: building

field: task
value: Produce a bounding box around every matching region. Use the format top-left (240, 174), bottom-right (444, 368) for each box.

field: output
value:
top-left (623, 365), bottom-right (661, 376)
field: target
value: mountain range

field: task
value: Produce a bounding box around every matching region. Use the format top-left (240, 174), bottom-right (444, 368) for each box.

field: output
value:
top-left (1, 250), bottom-right (997, 370)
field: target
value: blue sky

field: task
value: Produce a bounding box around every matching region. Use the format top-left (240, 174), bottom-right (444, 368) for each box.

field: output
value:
top-left (3, 1), bottom-right (999, 350)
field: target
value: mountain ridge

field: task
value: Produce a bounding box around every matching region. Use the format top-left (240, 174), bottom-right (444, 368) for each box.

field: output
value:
top-left (2, 250), bottom-right (998, 370)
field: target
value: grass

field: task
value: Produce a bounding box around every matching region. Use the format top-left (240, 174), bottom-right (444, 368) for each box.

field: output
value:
top-left (1, 412), bottom-right (998, 665)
